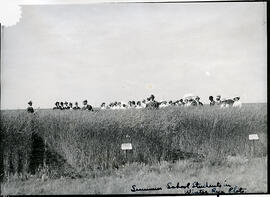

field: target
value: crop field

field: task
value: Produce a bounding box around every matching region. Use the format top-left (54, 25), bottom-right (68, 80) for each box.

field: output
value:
top-left (0, 103), bottom-right (267, 194)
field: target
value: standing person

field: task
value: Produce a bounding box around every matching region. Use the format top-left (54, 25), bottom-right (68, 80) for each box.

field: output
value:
top-left (73, 102), bottom-right (80, 110)
top-left (220, 98), bottom-right (227, 108)
top-left (190, 98), bottom-right (197, 106)
top-left (136, 101), bottom-right (143, 109)
top-left (131, 101), bottom-right (136, 108)
top-left (27, 101), bottom-right (34, 113)
top-left (179, 99), bottom-right (185, 106)
top-left (183, 98), bottom-right (189, 107)
top-left (225, 98), bottom-right (234, 107)
top-left (53, 101), bottom-right (60, 109)
top-left (121, 103), bottom-right (128, 109)
top-left (82, 100), bottom-right (94, 111)
top-left (195, 96), bottom-right (203, 106)
top-left (69, 102), bottom-right (73, 110)
top-left (64, 101), bottom-right (70, 109)
top-left (233, 97), bottom-right (242, 108)
top-left (216, 95), bottom-right (222, 105)
top-left (141, 99), bottom-right (147, 108)
top-left (149, 94), bottom-right (155, 102)
top-left (209, 96), bottom-right (215, 106)
top-left (100, 102), bottom-right (106, 110)
top-left (60, 102), bottom-right (64, 110)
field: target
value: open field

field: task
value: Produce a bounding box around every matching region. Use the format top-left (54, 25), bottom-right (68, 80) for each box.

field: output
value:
top-left (0, 103), bottom-right (267, 194)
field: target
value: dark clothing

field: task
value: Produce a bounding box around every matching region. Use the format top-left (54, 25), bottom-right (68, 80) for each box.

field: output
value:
top-left (27, 106), bottom-right (34, 113)
top-left (73, 106), bottom-right (81, 110)
top-left (226, 99), bottom-right (234, 106)
top-left (82, 104), bottom-right (93, 111)
top-left (146, 101), bottom-right (159, 109)
top-left (53, 106), bottom-right (60, 110)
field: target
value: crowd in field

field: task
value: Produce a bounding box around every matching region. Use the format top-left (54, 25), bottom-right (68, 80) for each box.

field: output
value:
top-left (26, 94), bottom-right (242, 113)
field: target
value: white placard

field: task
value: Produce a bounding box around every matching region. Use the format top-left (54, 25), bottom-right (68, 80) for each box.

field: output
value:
top-left (249, 134), bottom-right (259, 140)
top-left (121, 143), bottom-right (132, 150)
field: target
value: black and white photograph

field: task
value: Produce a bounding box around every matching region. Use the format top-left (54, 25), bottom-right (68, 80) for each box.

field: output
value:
top-left (0, 0), bottom-right (267, 195)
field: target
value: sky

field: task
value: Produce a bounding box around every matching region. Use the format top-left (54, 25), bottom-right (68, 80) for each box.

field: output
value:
top-left (1, 2), bottom-right (267, 109)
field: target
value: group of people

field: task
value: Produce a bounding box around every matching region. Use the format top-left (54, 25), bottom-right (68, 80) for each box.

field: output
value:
top-left (209, 95), bottom-right (242, 108)
top-left (101, 94), bottom-right (204, 110)
top-left (26, 94), bottom-right (242, 113)
top-left (99, 94), bottom-right (242, 110)
top-left (52, 100), bottom-right (93, 111)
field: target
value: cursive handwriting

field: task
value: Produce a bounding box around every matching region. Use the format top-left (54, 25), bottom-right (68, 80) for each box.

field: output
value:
top-left (131, 185), bottom-right (162, 192)
top-left (192, 181), bottom-right (222, 188)
top-left (130, 180), bottom-right (247, 194)
top-left (167, 182), bottom-right (190, 189)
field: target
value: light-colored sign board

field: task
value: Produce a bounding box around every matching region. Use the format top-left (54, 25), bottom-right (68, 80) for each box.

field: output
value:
top-left (121, 143), bottom-right (132, 150)
top-left (249, 134), bottom-right (259, 140)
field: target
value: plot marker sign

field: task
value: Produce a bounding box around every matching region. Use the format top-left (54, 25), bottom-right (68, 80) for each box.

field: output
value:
top-left (249, 134), bottom-right (259, 140)
top-left (249, 134), bottom-right (259, 158)
top-left (121, 143), bottom-right (132, 150)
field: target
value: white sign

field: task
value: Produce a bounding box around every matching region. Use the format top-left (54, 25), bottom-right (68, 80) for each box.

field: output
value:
top-left (249, 134), bottom-right (259, 140)
top-left (121, 143), bottom-right (132, 150)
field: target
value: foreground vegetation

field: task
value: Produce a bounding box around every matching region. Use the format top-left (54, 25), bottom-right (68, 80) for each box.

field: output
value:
top-left (1, 156), bottom-right (267, 194)
top-left (0, 103), bottom-right (267, 194)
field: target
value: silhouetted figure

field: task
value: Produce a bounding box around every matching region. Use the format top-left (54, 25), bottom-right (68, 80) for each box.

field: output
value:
top-left (27, 101), bottom-right (34, 113)
top-left (73, 102), bottom-right (80, 110)
top-left (64, 101), bottom-right (70, 109)
top-left (101, 102), bottom-right (106, 110)
top-left (68, 102), bottom-right (73, 110)
top-left (53, 101), bottom-right (60, 109)
top-left (60, 102), bottom-right (64, 110)
top-left (209, 96), bottom-right (215, 106)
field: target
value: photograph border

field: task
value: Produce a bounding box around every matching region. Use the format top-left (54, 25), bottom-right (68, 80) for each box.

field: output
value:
top-left (0, 0), bottom-right (268, 195)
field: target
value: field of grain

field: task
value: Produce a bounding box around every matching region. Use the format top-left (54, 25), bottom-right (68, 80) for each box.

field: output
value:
top-left (0, 103), bottom-right (267, 194)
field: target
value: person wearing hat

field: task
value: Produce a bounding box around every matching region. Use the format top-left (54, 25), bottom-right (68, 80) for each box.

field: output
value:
top-left (216, 95), bottom-right (222, 105)
top-left (27, 101), bottom-right (34, 113)
top-left (233, 97), bottom-right (242, 108)
top-left (73, 102), bottom-right (80, 110)
top-left (82, 100), bottom-right (93, 111)
top-left (209, 96), bottom-right (215, 106)
top-left (53, 101), bottom-right (60, 109)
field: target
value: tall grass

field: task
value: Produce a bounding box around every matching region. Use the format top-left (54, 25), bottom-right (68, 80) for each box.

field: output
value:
top-left (0, 104), bottom-right (267, 177)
